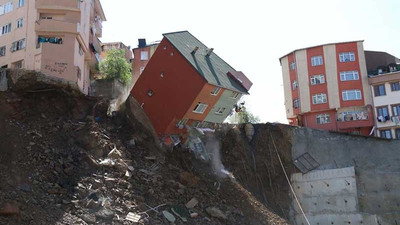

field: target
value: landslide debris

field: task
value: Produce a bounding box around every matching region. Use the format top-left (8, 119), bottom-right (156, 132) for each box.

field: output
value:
top-left (0, 88), bottom-right (288, 225)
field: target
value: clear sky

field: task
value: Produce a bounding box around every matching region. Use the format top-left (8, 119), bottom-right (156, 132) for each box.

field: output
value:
top-left (99, 0), bottom-right (400, 123)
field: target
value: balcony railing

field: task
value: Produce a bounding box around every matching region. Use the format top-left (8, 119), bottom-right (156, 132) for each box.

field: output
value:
top-left (337, 111), bottom-right (369, 122)
top-left (36, 0), bottom-right (80, 10)
top-left (35, 19), bottom-right (79, 34)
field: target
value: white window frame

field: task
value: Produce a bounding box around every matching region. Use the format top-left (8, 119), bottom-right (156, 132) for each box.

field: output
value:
top-left (0, 46), bottom-right (5, 57)
top-left (1, 23), bottom-right (12, 35)
top-left (342, 90), bottom-right (362, 101)
top-left (292, 80), bottom-right (298, 90)
top-left (16, 18), bottom-right (23, 28)
top-left (310, 74), bottom-right (325, 85)
top-left (339, 52), bottom-right (355, 62)
top-left (140, 51), bottom-right (149, 60)
top-left (312, 93), bottom-right (327, 104)
top-left (215, 107), bottom-right (226, 115)
top-left (290, 61), bottom-right (296, 70)
top-left (293, 98), bottom-right (300, 109)
top-left (211, 87), bottom-right (221, 96)
top-left (316, 114), bottom-right (331, 124)
top-left (193, 103), bottom-right (208, 114)
top-left (230, 91), bottom-right (240, 99)
top-left (3, 1), bottom-right (13, 14)
top-left (192, 121), bottom-right (201, 128)
top-left (340, 71), bottom-right (359, 81)
top-left (18, 0), bottom-right (24, 8)
top-left (311, 55), bottom-right (323, 66)
top-left (177, 118), bottom-right (188, 128)
top-left (10, 38), bottom-right (25, 52)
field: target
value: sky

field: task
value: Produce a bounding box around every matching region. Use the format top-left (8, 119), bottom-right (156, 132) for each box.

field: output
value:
top-left (99, 0), bottom-right (400, 123)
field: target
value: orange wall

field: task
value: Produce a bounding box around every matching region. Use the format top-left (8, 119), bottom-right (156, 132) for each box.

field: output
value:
top-left (307, 46), bottom-right (330, 111)
top-left (336, 43), bottom-right (365, 108)
top-left (131, 38), bottom-right (207, 136)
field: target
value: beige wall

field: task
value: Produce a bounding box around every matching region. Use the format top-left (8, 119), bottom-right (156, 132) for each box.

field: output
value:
top-left (323, 44), bottom-right (340, 109)
top-left (0, 0), bottom-right (105, 95)
top-left (296, 49), bottom-right (311, 113)
top-left (280, 56), bottom-right (294, 118)
top-left (371, 82), bottom-right (400, 129)
top-left (358, 42), bottom-right (372, 106)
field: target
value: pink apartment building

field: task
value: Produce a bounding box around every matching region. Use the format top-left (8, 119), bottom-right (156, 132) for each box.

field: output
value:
top-left (0, 0), bottom-right (106, 94)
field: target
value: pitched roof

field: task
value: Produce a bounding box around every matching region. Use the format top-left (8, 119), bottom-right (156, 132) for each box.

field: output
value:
top-left (163, 31), bottom-right (249, 94)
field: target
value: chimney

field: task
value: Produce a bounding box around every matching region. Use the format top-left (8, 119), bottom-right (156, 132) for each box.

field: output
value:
top-left (191, 46), bottom-right (199, 54)
top-left (206, 48), bottom-right (214, 57)
top-left (138, 39), bottom-right (146, 48)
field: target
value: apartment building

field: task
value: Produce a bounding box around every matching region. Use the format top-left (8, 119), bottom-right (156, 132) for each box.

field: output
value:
top-left (0, 0), bottom-right (106, 94)
top-left (101, 42), bottom-right (133, 63)
top-left (280, 41), bottom-right (374, 135)
top-left (131, 31), bottom-right (252, 138)
top-left (132, 39), bottom-right (159, 87)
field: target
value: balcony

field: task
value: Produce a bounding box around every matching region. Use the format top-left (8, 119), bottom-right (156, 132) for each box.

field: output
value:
top-left (36, 0), bottom-right (81, 12)
top-left (35, 19), bottom-right (79, 35)
top-left (336, 106), bottom-right (374, 129)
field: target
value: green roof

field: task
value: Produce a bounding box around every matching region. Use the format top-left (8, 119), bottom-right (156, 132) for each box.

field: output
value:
top-left (163, 31), bottom-right (248, 94)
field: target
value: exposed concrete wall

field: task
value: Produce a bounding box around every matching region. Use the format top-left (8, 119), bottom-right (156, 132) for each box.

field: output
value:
top-left (290, 127), bottom-right (400, 224)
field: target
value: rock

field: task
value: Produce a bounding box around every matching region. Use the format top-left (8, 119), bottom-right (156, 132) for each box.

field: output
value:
top-left (64, 166), bottom-right (74, 175)
top-left (86, 199), bottom-right (101, 209)
top-left (125, 170), bottom-right (132, 178)
top-left (0, 202), bottom-right (20, 216)
top-left (18, 183), bottom-right (32, 192)
top-left (162, 211), bottom-right (176, 223)
top-left (107, 148), bottom-right (122, 159)
top-left (185, 197), bottom-right (199, 209)
top-left (206, 207), bottom-right (227, 220)
top-left (179, 172), bottom-right (200, 187)
top-left (81, 214), bottom-right (96, 224)
top-left (126, 139), bottom-right (136, 148)
top-left (126, 212), bottom-right (141, 222)
top-left (95, 208), bottom-right (115, 220)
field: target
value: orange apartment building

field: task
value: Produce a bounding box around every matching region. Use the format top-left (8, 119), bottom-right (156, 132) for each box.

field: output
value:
top-left (280, 41), bottom-right (374, 135)
top-left (132, 38), bottom-right (159, 87)
top-left (0, 0), bottom-right (106, 94)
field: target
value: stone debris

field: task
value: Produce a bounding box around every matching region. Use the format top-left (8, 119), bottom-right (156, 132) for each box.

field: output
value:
top-left (185, 197), bottom-right (199, 209)
top-left (162, 210), bottom-right (176, 223)
top-left (206, 207), bottom-right (227, 220)
top-left (0, 202), bottom-right (20, 216)
top-left (126, 212), bottom-right (141, 222)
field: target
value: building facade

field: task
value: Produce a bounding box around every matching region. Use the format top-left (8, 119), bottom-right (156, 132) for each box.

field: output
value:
top-left (280, 41), bottom-right (374, 135)
top-left (0, 0), bottom-right (106, 94)
top-left (132, 39), bottom-right (159, 87)
top-left (131, 31), bottom-right (252, 138)
top-left (369, 71), bottom-right (400, 139)
top-left (101, 42), bottom-right (133, 63)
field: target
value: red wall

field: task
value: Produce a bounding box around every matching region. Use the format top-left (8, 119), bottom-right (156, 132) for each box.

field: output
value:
top-left (335, 43), bottom-right (365, 107)
top-left (288, 53), bottom-right (300, 117)
top-left (307, 47), bottom-right (330, 111)
top-left (132, 45), bottom-right (154, 87)
top-left (131, 38), bottom-right (206, 136)
top-left (302, 110), bottom-right (337, 131)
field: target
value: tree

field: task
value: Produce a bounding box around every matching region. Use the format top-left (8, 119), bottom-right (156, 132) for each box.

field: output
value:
top-left (99, 49), bottom-right (132, 84)
top-left (237, 106), bottom-right (260, 124)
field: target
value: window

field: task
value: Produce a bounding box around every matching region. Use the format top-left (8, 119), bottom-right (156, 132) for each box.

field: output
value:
top-left (18, 0), bottom-right (24, 8)
top-left (139, 67), bottom-right (144, 74)
top-left (311, 55), bottom-right (323, 66)
top-left (10, 38), bottom-right (25, 52)
top-left (177, 118), bottom-right (188, 128)
top-left (201, 121), bottom-right (210, 128)
top-left (16, 18), bottom-right (23, 28)
top-left (292, 80), bottom-right (298, 90)
top-left (290, 61), bottom-right (296, 70)
top-left (377, 106), bottom-right (389, 118)
top-left (193, 103), bottom-right (208, 114)
top-left (40, 16), bottom-right (53, 20)
top-left (211, 87), bottom-right (221, 95)
top-left (293, 98), bottom-right (300, 109)
top-left (192, 121), bottom-right (201, 128)
top-left (340, 71), bottom-right (359, 81)
top-left (2, 1), bottom-right (13, 14)
top-left (215, 107), bottom-right (226, 115)
top-left (1, 23), bottom-right (11, 35)
top-left (396, 129), bottom-right (400, 140)
top-left (79, 44), bottom-right (83, 55)
top-left (339, 52), bottom-right (355, 62)
top-left (316, 114), bottom-right (331, 124)
top-left (13, 60), bottom-right (22, 69)
top-left (0, 46), bottom-right (5, 57)
top-left (310, 74), bottom-right (325, 85)
top-left (230, 91), bottom-right (240, 99)
top-left (312, 93), bottom-right (327, 104)
top-left (140, 51), bottom-right (148, 60)
top-left (77, 67), bottom-right (81, 80)
top-left (374, 84), bottom-right (386, 97)
top-left (392, 104), bottom-right (400, 116)
top-left (380, 130), bottom-right (392, 139)
top-left (342, 90), bottom-right (361, 101)
top-left (391, 82), bottom-right (400, 92)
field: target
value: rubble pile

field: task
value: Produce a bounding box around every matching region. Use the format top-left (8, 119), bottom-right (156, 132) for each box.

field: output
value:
top-left (0, 89), bottom-right (288, 225)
